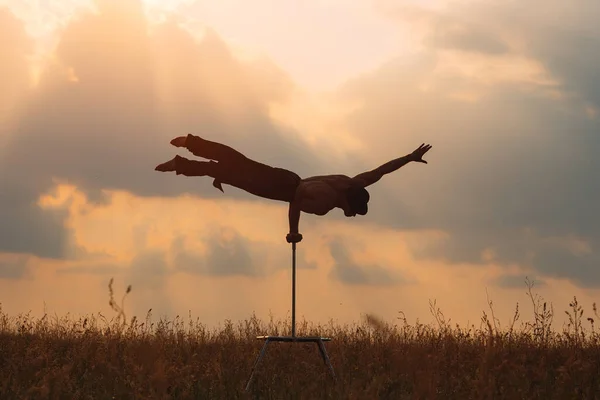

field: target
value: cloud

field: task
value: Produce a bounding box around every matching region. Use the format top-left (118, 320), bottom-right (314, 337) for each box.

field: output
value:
top-left (427, 24), bottom-right (508, 55)
top-left (56, 262), bottom-right (122, 276)
top-left (5, 0), bottom-right (600, 293)
top-left (383, 3), bottom-right (509, 55)
top-left (327, 239), bottom-right (405, 286)
top-left (0, 180), bottom-right (72, 259)
top-left (173, 228), bottom-right (259, 277)
top-left (528, 28), bottom-right (600, 109)
top-left (0, 253), bottom-right (31, 279)
top-left (379, 0), bottom-right (600, 107)
top-left (0, 0), bottom-right (332, 260)
top-left (491, 274), bottom-right (546, 289)
top-left (0, 9), bottom-right (70, 260)
top-left (127, 249), bottom-right (173, 318)
top-left (336, 0), bottom-right (600, 286)
top-left (172, 225), bottom-right (316, 277)
top-left (0, 7), bottom-right (31, 119)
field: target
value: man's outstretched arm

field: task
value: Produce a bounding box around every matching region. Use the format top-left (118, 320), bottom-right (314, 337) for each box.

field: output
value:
top-left (353, 143), bottom-right (432, 187)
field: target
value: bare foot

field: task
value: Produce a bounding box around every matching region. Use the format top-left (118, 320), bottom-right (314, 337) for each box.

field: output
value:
top-left (170, 135), bottom-right (188, 148)
top-left (155, 155), bottom-right (181, 172)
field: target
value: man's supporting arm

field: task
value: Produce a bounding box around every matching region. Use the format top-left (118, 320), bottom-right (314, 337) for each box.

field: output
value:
top-left (288, 201), bottom-right (301, 234)
top-left (286, 201), bottom-right (303, 243)
top-left (286, 184), bottom-right (305, 243)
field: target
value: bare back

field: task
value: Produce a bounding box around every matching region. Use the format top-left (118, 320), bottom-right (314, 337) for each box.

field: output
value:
top-left (296, 174), bottom-right (365, 217)
top-left (301, 174), bottom-right (356, 190)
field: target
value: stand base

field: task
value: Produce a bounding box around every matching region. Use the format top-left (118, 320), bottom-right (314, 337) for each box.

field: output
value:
top-left (245, 335), bottom-right (336, 391)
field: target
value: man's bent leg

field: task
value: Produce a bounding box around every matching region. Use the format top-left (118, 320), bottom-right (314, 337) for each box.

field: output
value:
top-left (172, 134), bottom-right (247, 163)
top-left (155, 155), bottom-right (219, 177)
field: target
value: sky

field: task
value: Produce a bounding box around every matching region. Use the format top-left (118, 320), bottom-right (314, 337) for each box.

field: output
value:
top-left (1, 0), bottom-right (600, 331)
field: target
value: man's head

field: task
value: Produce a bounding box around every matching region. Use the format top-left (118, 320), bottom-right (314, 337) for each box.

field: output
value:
top-left (345, 186), bottom-right (370, 216)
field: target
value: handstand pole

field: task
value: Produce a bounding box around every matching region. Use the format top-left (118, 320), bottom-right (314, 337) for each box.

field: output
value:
top-left (245, 240), bottom-right (336, 391)
top-left (291, 242), bottom-right (296, 337)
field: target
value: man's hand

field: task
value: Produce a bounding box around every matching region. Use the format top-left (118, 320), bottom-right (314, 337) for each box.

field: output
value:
top-left (408, 143), bottom-right (432, 164)
top-left (286, 232), bottom-right (303, 243)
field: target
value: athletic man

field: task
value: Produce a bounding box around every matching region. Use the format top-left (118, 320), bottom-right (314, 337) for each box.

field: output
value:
top-left (155, 134), bottom-right (432, 243)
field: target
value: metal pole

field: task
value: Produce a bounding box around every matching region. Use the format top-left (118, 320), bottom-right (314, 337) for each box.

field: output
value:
top-left (291, 242), bottom-right (296, 338)
top-left (245, 338), bottom-right (271, 391)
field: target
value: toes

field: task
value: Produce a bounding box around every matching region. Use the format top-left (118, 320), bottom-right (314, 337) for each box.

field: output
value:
top-left (170, 136), bottom-right (187, 148)
top-left (154, 162), bottom-right (170, 172)
top-left (155, 156), bottom-right (178, 172)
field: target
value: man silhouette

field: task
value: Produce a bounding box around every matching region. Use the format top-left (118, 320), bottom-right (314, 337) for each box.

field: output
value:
top-left (156, 134), bottom-right (431, 243)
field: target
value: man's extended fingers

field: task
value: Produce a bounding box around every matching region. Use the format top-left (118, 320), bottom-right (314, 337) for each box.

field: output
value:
top-left (416, 143), bottom-right (432, 152)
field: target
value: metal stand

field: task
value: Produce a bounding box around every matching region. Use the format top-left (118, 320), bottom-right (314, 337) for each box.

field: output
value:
top-left (245, 242), bottom-right (336, 391)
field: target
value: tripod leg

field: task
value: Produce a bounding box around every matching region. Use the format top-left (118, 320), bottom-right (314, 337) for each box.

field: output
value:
top-left (316, 339), bottom-right (336, 381)
top-left (245, 338), bottom-right (271, 391)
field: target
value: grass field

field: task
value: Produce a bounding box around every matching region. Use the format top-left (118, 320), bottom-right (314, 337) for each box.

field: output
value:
top-left (1, 279), bottom-right (600, 399)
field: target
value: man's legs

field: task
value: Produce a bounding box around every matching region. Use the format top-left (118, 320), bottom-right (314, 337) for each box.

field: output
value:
top-left (157, 134), bottom-right (302, 202)
top-left (171, 134), bottom-right (247, 163)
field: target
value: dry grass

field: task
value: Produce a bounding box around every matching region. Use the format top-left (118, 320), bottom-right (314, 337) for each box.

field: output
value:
top-left (1, 278), bottom-right (600, 399)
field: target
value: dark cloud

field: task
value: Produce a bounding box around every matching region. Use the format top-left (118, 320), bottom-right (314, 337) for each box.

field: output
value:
top-left (173, 232), bottom-right (256, 277)
top-left (529, 29), bottom-right (600, 108)
top-left (294, 248), bottom-right (319, 270)
top-left (0, 254), bottom-right (31, 279)
top-left (0, 180), bottom-right (71, 259)
top-left (172, 226), bottom-right (316, 277)
top-left (0, 0), bottom-right (331, 260)
top-left (0, 9), bottom-right (69, 260)
top-left (426, 22), bottom-right (508, 55)
top-left (127, 249), bottom-right (173, 318)
top-left (491, 274), bottom-right (547, 289)
top-left (56, 262), bottom-right (122, 276)
top-left (338, 0), bottom-right (600, 286)
top-left (197, 229), bottom-right (257, 277)
top-left (381, 0), bottom-right (600, 107)
top-left (466, 0), bottom-right (600, 108)
top-left (327, 239), bottom-right (405, 286)
top-left (531, 245), bottom-right (599, 288)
